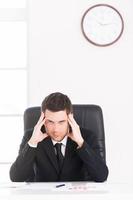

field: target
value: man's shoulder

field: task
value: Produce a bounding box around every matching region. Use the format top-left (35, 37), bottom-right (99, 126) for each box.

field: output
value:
top-left (24, 128), bottom-right (33, 134)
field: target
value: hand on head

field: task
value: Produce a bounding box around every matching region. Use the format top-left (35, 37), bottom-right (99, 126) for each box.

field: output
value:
top-left (29, 112), bottom-right (48, 146)
top-left (67, 113), bottom-right (84, 147)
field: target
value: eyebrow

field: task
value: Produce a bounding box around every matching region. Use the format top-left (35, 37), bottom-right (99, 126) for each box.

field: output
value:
top-left (46, 119), bottom-right (67, 123)
top-left (59, 120), bottom-right (66, 122)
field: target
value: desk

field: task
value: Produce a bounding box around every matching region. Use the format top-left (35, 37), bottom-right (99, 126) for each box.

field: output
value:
top-left (0, 182), bottom-right (133, 200)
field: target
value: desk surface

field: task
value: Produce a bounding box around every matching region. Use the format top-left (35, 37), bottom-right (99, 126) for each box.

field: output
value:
top-left (0, 181), bottom-right (133, 200)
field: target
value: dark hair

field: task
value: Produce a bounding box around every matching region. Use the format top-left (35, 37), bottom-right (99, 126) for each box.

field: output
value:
top-left (41, 92), bottom-right (73, 114)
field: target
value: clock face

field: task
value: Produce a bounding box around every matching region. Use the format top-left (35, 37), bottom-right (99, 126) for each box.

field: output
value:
top-left (81, 4), bottom-right (124, 47)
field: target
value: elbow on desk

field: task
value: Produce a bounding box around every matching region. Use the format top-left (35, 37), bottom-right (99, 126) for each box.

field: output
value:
top-left (94, 167), bottom-right (109, 182)
top-left (9, 168), bottom-right (24, 182)
top-left (10, 170), bottom-right (34, 182)
top-left (10, 172), bottom-right (23, 182)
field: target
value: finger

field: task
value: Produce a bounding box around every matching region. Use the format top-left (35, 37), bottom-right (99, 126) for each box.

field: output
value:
top-left (68, 114), bottom-right (77, 126)
top-left (43, 117), bottom-right (46, 123)
top-left (37, 118), bottom-right (45, 130)
top-left (37, 112), bottom-right (45, 125)
top-left (40, 118), bottom-right (46, 128)
top-left (68, 114), bottom-right (73, 122)
top-left (68, 113), bottom-right (75, 121)
top-left (68, 117), bottom-right (73, 126)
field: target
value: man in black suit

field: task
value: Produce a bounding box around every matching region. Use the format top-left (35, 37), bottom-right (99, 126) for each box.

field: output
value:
top-left (10, 92), bottom-right (109, 182)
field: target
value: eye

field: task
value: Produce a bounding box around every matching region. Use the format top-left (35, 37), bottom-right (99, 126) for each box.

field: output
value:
top-left (46, 120), bottom-right (54, 125)
top-left (59, 121), bottom-right (66, 124)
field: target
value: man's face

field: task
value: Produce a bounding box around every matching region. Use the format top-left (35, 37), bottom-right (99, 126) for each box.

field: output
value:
top-left (44, 109), bottom-right (69, 141)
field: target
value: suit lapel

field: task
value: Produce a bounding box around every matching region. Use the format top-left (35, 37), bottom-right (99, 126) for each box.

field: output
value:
top-left (41, 137), bottom-right (77, 175)
top-left (42, 137), bottom-right (59, 174)
top-left (62, 138), bottom-right (77, 170)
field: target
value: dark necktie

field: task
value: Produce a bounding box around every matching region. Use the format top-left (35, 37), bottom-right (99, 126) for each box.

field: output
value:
top-left (54, 143), bottom-right (64, 171)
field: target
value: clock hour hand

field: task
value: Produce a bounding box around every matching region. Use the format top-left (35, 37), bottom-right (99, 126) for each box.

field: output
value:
top-left (92, 16), bottom-right (113, 26)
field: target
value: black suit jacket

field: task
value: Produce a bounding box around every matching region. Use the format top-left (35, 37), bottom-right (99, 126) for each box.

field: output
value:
top-left (10, 128), bottom-right (108, 182)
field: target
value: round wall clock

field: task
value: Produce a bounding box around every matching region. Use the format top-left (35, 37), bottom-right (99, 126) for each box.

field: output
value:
top-left (81, 4), bottom-right (124, 47)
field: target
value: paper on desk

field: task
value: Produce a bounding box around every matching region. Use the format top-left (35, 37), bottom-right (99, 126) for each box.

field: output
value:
top-left (53, 182), bottom-right (108, 193)
top-left (19, 182), bottom-right (108, 194)
top-left (0, 182), bottom-right (109, 194)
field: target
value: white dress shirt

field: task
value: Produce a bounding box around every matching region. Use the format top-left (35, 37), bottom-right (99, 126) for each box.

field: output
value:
top-left (51, 136), bottom-right (67, 156)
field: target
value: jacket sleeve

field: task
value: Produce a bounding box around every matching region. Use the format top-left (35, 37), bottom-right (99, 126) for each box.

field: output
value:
top-left (76, 129), bottom-right (109, 182)
top-left (9, 129), bottom-right (36, 182)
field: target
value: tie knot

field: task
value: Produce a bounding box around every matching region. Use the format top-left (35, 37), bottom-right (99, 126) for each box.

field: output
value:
top-left (55, 143), bottom-right (62, 151)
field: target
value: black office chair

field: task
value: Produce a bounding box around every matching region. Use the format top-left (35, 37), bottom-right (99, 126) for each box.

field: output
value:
top-left (24, 105), bottom-right (106, 162)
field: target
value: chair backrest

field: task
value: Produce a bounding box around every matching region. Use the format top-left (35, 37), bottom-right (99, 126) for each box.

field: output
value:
top-left (24, 105), bottom-right (106, 162)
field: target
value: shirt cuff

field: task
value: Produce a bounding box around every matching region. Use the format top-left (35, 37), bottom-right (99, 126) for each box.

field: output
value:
top-left (28, 141), bottom-right (38, 148)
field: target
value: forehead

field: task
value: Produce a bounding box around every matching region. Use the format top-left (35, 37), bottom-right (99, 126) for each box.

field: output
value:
top-left (45, 109), bottom-right (68, 121)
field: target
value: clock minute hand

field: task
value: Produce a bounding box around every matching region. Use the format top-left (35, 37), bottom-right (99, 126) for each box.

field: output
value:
top-left (93, 17), bottom-right (113, 26)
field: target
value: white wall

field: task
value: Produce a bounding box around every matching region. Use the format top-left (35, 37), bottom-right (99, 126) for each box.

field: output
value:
top-left (28, 0), bottom-right (133, 182)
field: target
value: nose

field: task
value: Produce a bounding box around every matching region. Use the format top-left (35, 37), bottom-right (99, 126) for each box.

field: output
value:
top-left (53, 123), bottom-right (59, 131)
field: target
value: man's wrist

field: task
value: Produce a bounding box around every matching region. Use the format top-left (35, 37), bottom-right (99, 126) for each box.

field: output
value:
top-left (28, 141), bottom-right (38, 148)
top-left (76, 138), bottom-right (84, 148)
top-left (28, 138), bottom-right (38, 148)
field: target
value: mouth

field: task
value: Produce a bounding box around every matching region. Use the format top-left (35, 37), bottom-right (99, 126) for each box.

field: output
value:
top-left (53, 134), bottom-right (60, 138)
top-left (52, 133), bottom-right (64, 140)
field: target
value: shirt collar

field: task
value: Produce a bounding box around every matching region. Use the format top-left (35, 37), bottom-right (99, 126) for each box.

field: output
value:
top-left (51, 135), bottom-right (67, 147)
